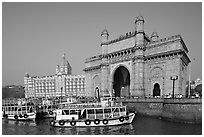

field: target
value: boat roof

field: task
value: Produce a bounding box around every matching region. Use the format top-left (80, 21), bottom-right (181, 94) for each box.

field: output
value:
top-left (58, 103), bottom-right (125, 110)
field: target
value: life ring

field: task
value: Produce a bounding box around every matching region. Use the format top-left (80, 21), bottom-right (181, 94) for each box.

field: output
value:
top-left (59, 120), bottom-right (65, 126)
top-left (50, 120), bottom-right (55, 126)
top-left (85, 119), bottom-right (91, 125)
top-left (119, 116), bottom-right (124, 122)
top-left (49, 111), bottom-right (53, 115)
top-left (19, 114), bottom-right (23, 118)
top-left (14, 115), bottom-right (18, 119)
top-left (24, 114), bottom-right (28, 118)
top-left (94, 119), bottom-right (100, 125)
top-left (125, 116), bottom-right (129, 121)
top-left (102, 119), bottom-right (108, 125)
top-left (70, 120), bottom-right (76, 126)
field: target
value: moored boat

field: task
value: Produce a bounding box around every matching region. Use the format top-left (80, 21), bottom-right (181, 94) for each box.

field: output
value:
top-left (50, 97), bottom-right (136, 127)
top-left (2, 98), bottom-right (36, 121)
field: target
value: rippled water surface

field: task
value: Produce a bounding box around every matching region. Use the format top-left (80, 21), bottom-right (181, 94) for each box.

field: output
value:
top-left (2, 114), bottom-right (202, 135)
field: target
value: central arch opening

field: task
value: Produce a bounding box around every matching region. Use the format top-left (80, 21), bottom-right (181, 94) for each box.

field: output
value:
top-left (153, 83), bottom-right (161, 97)
top-left (113, 66), bottom-right (130, 98)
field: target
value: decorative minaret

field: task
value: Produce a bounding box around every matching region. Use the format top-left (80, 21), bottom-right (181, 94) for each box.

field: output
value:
top-left (151, 32), bottom-right (159, 41)
top-left (101, 28), bottom-right (109, 96)
top-left (101, 28), bottom-right (109, 54)
top-left (135, 15), bottom-right (144, 46)
top-left (56, 65), bottom-right (60, 74)
top-left (133, 15), bottom-right (145, 97)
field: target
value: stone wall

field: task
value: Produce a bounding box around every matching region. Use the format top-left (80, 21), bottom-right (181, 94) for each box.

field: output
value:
top-left (119, 98), bottom-right (202, 124)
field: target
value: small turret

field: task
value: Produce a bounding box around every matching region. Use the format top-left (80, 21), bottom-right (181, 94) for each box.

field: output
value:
top-left (151, 32), bottom-right (159, 41)
top-left (135, 15), bottom-right (144, 33)
top-left (135, 15), bottom-right (145, 46)
top-left (56, 65), bottom-right (60, 74)
top-left (25, 72), bottom-right (29, 77)
top-left (101, 28), bottom-right (109, 43)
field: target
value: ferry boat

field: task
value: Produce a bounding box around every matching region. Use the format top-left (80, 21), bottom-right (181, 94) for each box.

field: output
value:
top-left (2, 98), bottom-right (36, 121)
top-left (50, 97), bottom-right (136, 127)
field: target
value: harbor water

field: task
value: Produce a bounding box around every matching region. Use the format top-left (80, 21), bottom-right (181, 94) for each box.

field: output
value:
top-left (2, 114), bottom-right (202, 135)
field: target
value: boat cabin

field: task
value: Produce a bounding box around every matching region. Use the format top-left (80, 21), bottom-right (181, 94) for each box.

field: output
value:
top-left (55, 105), bottom-right (127, 121)
top-left (2, 105), bottom-right (35, 115)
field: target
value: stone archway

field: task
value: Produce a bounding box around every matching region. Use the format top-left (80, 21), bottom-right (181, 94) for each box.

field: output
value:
top-left (93, 75), bottom-right (100, 97)
top-left (113, 66), bottom-right (130, 97)
top-left (150, 67), bottom-right (164, 97)
top-left (153, 83), bottom-right (161, 97)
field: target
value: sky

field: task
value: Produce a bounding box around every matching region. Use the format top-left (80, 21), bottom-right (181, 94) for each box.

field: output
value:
top-left (2, 2), bottom-right (202, 86)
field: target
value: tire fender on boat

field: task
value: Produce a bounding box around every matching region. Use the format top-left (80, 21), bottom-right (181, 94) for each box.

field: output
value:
top-left (125, 116), bottom-right (129, 121)
top-left (24, 114), bottom-right (28, 118)
top-left (50, 120), bottom-right (55, 126)
top-left (85, 119), bottom-right (91, 125)
top-left (119, 116), bottom-right (124, 122)
top-left (102, 119), bottom-right (108, 125)
top-left (70, 120), bottom-right (76, 126)
top-left (14, 115), bottom-right (18, 119)
top-left (19, 114), bottom-right (23, 118)
top-left (94, 119), bottom-right (100, 125)
top-left (59, 120), bottom-right (65, 126)
top-left (49, 111), bottom-right (53, 115)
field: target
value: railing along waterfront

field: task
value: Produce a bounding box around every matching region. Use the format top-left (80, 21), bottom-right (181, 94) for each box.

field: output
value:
top-left (116, 98), bottom-right (202, 104)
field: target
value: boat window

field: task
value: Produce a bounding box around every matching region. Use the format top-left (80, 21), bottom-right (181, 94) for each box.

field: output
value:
top-left (87, 109), bottom-right (94, 114)
top-left (62, 110), bottom-right (69, 115)
top-left (76, 110), bottom-right (81, 114)
top-left (22, 107), bottom-right (27, 111)
top-left (112, 107), bottom-right (119, 112)
top-left (48, 106), bottom-right (51, 109)
top-left (104, 108), bottom-right (111, 113)
top-left (96, 109), bottom-right (103, 114)
top-left (120, 107), bottom-right (125, 112)
top-left (70, 110), bottom-right (77, 115)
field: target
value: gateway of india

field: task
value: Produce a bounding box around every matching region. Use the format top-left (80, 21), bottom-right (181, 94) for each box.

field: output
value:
top-left (84, 15), bottom-right (190, 98)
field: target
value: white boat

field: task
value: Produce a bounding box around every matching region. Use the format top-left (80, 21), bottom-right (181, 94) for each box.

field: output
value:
top-left (50, 97), bottom-right (136, 127)
top-left (2, 98), bottom-right (36, 121)
top-left (2, 105), bottom-right (36, 121)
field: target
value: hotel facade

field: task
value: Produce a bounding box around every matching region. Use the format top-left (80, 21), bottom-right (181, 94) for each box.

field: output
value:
top-left (24, 54), bottom-right (85, 98)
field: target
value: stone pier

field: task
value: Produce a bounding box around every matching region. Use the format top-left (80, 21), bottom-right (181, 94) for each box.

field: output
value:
top-left (117, 98), bottom-right (202, 124)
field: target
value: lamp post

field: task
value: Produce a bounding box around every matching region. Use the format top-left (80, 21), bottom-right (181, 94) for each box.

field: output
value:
top-left (61, 87), bottom-right (63, 98)
top-left (170, 76), bottom-right (178, 98)
top-left (60, 87), bottom-right (63, 104)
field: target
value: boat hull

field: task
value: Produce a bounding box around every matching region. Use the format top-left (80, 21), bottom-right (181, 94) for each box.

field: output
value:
top-left (51, 112), bottom-right (136, 127)
top-left (3, 112), bottom-right (36, 121)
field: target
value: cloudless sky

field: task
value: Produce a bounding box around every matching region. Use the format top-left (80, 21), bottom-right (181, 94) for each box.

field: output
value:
top-left (2, 2), bottom-right (202, 86)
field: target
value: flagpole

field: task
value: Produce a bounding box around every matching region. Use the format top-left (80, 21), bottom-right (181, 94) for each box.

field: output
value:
top-left (188, 62), bottom-right (191, 98)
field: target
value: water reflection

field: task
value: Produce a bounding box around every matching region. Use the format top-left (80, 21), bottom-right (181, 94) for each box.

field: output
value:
top-left (3, 119), bottom-right (36, 127)
top-left (46, 123), bottom-right (135, 135)
top-left (2, 115), bottom-right (201, 135)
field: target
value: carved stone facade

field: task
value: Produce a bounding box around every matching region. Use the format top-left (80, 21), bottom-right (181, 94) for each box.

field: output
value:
top-left (84, 16), bottom-right (190, 98)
